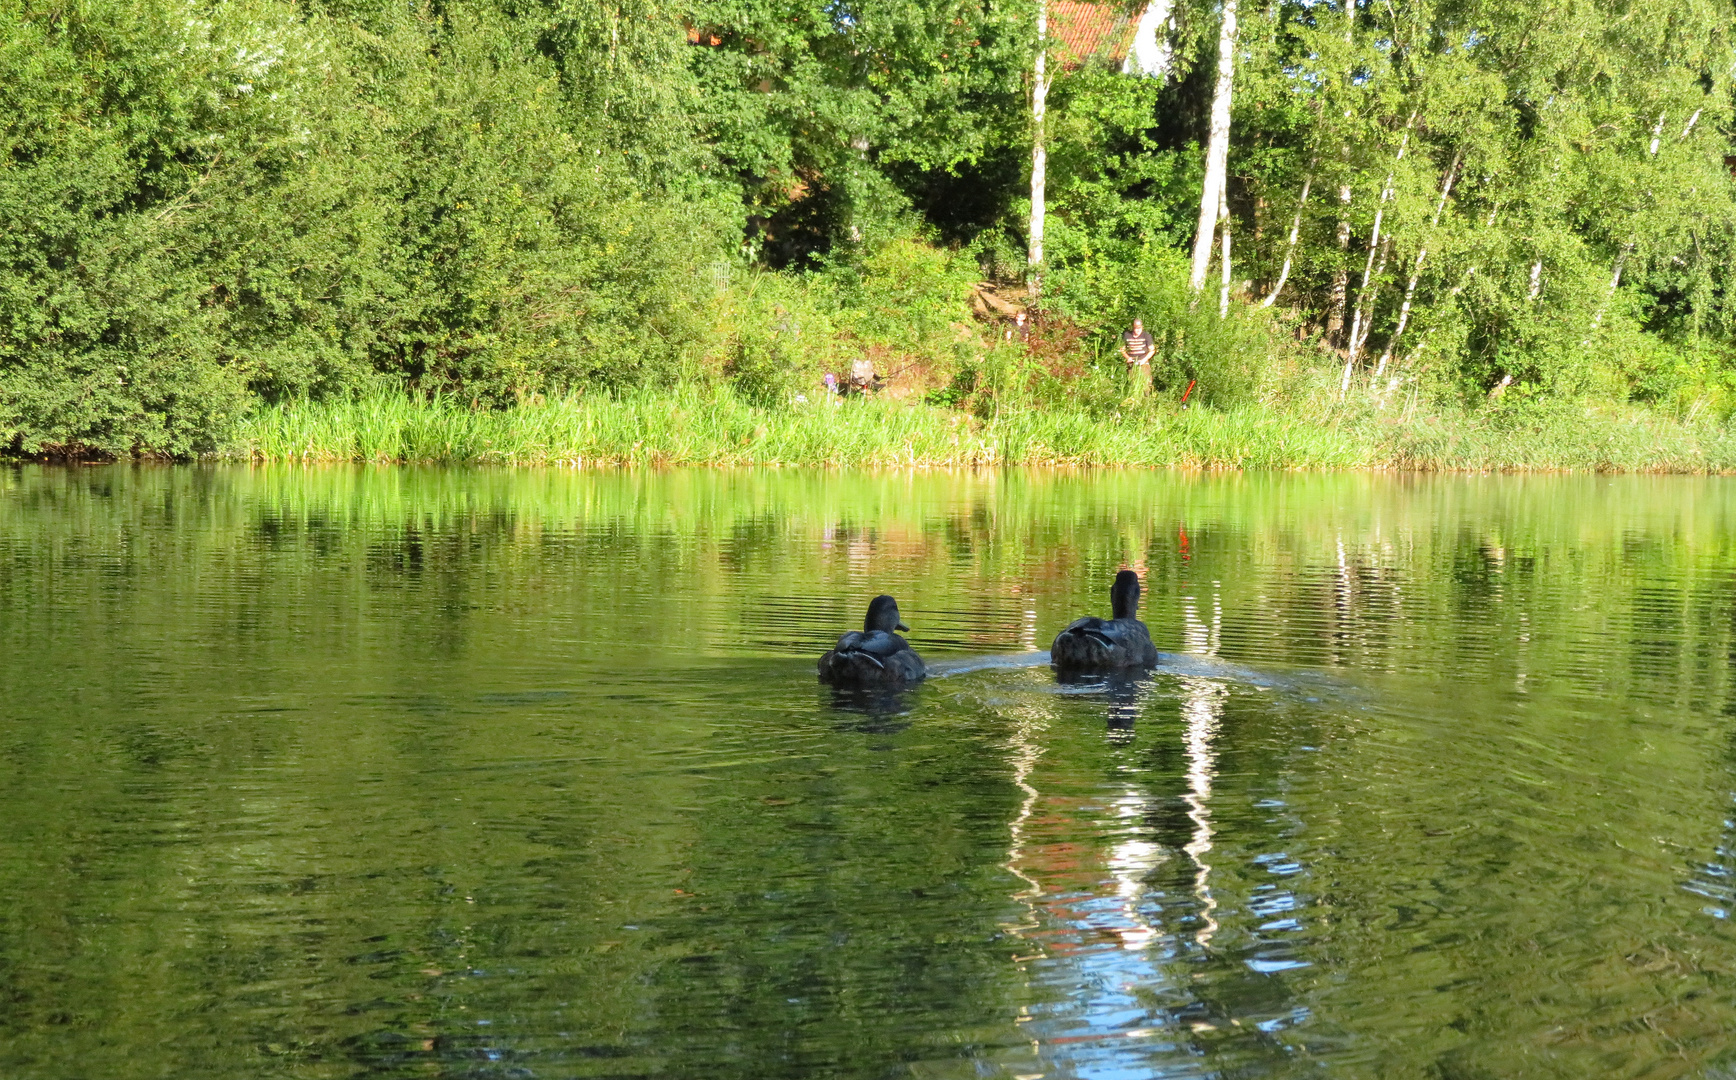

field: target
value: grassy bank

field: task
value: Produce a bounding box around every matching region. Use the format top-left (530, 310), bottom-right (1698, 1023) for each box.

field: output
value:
top-left (215, 386), bottom-right (1736, 472)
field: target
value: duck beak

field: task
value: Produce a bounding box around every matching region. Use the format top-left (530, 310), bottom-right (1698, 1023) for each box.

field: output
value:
top-left (896, 621), bottom-right (910, 632)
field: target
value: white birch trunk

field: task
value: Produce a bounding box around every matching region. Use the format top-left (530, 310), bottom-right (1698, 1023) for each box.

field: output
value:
top-left (1344, 119), bottom-right (1411, 367)
top-left (1520, 155), bottom-right (1563, 303)
top-left (1399, 265), bottom-right (1477, 371)
top-left (1352, 235), bottom-right (1391, 356)
top-left (1326, 180), bottom-right (1351, 343)
top-left (1586, 243), bottom-right (1632, 338)
top-left (1028, 0), bottom-right (1048, 298)
top-left (1122, 0), bottom-right (1175, 76)
top-left (1190, 0), bottom-right (1239, 293)
top-left (1376, 153), bottom-right (1459, 374)
top-left (1261, 161), bottom-right (1313, 307)
top-left (1341, 235), bottom-right (1391, 393)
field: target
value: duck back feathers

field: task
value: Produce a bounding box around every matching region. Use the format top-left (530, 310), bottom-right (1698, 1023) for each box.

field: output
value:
top-left (1051, 571), bottom-right (1159, 674)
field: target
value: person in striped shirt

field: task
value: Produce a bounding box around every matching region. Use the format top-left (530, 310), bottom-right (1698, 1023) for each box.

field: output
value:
top-left (1120, 318), bottom-right (1155, 398)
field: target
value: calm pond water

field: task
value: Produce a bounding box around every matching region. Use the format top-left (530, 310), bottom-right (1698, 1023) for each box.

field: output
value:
top-left (2, 465), bottom-right (1735, 1079)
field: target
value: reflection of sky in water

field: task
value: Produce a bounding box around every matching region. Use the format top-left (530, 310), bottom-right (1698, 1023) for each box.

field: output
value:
top-left (998, 589), bottom-right (1321, 1077)
top-left (1005, 770), bottom-right (1193, 1077)
top-left (1682, 792), bottom-right (1736, 919)
top-left (1001, 789), bottom-right (1321, 1072)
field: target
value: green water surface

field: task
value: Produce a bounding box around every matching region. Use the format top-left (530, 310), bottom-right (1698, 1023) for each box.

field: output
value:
top-left (2, 465), bottom-right (1734, 1079)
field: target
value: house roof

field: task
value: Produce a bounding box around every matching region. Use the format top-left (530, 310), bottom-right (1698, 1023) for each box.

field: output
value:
top-left (1049, 0), bottom-right (1141, 67)
top-left (686, 4), bottom-right (1156, 74)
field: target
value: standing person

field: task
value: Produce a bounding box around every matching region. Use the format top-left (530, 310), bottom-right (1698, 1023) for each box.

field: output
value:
top-left (1120, 318), bottom-right (1155, 398)
top-left (849, 357), bottom-right (876, 394)
top-left (1006, 310), bottom-right (1030, 344)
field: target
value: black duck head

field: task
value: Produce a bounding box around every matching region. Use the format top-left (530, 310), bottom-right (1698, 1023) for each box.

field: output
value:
top-left (1110, 570), bottom-right (1141, 620)
top-left (864, 594), bottom-right (909, 633)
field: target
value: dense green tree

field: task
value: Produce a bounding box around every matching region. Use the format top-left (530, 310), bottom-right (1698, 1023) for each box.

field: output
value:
top-left (684, 0), bottom-right (1033, 265)
top-left (0, 0), bottom-right (719, 454)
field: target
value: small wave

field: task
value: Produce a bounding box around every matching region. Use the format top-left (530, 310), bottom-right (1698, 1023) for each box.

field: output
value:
top-left (927, 652), bottom-right (1053, 677)
top-left (922, 650), bottom-right (1354, 711)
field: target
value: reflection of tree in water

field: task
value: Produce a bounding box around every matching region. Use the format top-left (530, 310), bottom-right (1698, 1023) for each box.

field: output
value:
top-left (1179, 590), bottom-right (1225, 948)
top-left (607, 699), bottom-right (1027, 1080)
top-left (16, 469), bottom-right (1736, 1077)
top-left (1680, 636), bottom-right (1736, 921)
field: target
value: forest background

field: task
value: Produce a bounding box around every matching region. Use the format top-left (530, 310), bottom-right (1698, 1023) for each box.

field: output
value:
top-left (3, 0), bottom-right (1735, 464)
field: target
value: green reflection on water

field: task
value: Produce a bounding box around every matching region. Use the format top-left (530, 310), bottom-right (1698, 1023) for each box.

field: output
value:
top-left (1, 465), bottom-right (1734, 1079)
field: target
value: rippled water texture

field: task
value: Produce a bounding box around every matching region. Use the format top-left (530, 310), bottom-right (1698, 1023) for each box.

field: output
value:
top-left (3, 466), bottom-right (1736, 1079)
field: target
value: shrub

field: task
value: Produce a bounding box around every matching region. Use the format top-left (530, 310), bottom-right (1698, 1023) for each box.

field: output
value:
top-left (1045, 245), bottom-right (1294, 408)
top-left (0, 0), bottom-right (722, 454)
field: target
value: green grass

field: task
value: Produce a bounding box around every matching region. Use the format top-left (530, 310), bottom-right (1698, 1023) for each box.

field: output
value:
top-left (217, 385), bottom-right (1736, 472)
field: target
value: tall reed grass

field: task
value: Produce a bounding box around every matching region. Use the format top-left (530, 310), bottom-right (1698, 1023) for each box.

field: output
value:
top-left (221, 385), bottom-right (1736, 472)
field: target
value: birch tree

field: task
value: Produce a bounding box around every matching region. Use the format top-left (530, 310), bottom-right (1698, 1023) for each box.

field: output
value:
top-left (1376, 152), bottom-right (1460, 375)
top-left (1189, 0), bottom-right (1239, 295)
top-left (1342, 116), bottom-right (1412, 380)
top-left (1028, 0), bottom-right (1049, 297)
top-left (1261, 162), bottom-right (1312, 306)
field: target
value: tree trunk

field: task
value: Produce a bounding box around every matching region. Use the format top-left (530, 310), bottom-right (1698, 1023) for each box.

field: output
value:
top-left (1396, 265), bottom-right (1477, 373)
top-left (1028, 0), bottom-right (1048, 298)
top-left (1325, 175), bottom-right (1351, 344)
top-left (1586, 243), bottom-right (1632, 338)
top-left (1261, 161), bottom-right (1313, 307)
top-left (1122, 0), bottom-right (1175, 76)
top-left (1344, 119), bottom-right (1411, 367)
top-left (1352, 235), bottom-right (1391, 356)
top-left (1251, 192), bottom-right (1263, 285)
top-left (1377, 152), bottom-right (1459, 375)
top-left (1340, 234), bottom-right (1391, 395)
top-left (1189, 0), bottom-right (1239, 293)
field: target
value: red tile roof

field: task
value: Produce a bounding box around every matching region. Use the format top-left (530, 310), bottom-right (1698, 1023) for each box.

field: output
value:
top-left (1049, 0), bottom-right (1140, 67)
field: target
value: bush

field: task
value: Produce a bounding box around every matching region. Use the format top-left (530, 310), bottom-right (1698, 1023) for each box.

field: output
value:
top-left (0, 0), bottom-right (340, 453)
top-left (1045, 245), bottom-right (1294, 407)
top-left (708, 271), bottom-right (842, 407)
top-left (0, 0), bottom-right (722, 454)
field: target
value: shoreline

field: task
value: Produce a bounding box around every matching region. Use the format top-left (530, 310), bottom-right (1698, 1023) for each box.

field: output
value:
top-left (11, 387), bottom-right (1736, 474)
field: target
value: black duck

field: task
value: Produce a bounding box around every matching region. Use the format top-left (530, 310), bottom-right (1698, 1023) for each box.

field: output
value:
top-left (1051, 570), bottom-right (1159, 674)
top-left (818, 595), bottom-right (926, 689)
